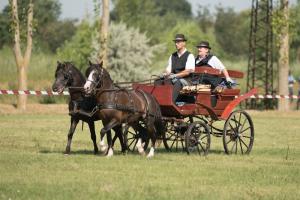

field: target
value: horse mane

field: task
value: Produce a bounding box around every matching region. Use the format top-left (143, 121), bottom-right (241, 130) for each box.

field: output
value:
top-left (64, 61), bottom-right (86, 82)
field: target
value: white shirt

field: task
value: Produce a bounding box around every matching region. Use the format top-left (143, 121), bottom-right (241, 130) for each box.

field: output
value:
top-left (196, 55), bottom-right (225, 71)
top-left (166, 49), bottom-right (195, 73)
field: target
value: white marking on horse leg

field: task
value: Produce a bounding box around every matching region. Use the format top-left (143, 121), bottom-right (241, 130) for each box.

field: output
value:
top-left (106, 148), bottom-right (114, 157)
top-left (99, 139), bottom-right (108, 152)
top-left (147, 147), bottom-right (155, 158)
top-left (136, 138), bottom-right (145, 155)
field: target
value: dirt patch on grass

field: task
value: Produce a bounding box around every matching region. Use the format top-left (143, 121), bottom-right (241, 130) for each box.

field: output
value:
top-left (0, 103), bottom-right (68, 114)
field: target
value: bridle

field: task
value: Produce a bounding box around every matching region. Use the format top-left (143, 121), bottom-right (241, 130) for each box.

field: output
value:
top-left (86, 67), bottom-right (105, 94)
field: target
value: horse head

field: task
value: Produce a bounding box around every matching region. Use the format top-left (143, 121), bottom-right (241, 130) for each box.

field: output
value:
top-left (84, 60), bottom-right (112, 95)
top-left (52, 61), bottom-right (75, 94)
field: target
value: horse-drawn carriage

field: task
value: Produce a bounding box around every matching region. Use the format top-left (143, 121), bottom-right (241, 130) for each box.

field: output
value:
top-left (130, 67), bottom-right (257, 155)
top-left (53, 61), bottom-right (256, 157)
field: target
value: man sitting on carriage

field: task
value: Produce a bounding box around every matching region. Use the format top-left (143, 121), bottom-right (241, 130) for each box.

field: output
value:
top-left (160, 33), bottom-right (195, 104)
top-left (194, 41), bottom-right (234, 91)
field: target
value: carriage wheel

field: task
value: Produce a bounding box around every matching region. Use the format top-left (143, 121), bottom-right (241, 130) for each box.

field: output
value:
top-left (223, 110), bottom-right (254, 155)
top-left (123, 124), bottom-right (149, 152)
top-left (185, 121), bottom-right (211, 155)
top-left (162, 122), bottom-right (186, 152)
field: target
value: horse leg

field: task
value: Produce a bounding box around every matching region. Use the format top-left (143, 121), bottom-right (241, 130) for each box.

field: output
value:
top-left (146, 121), bottom-right (157, 158)
top-left (87, 121), bottom-right (98, 154)
top-left (131, 122), bottom-right (145, 155)
top-left (100, 119), bottom-right (120, 157)
top-left (113, 125), bottom-right (127, 154)
top-left (65, 117), bottom-right (79, 154)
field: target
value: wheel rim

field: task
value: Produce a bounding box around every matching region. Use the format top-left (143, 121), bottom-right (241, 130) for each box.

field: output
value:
top-left (163, 122), bottom-right (186, 152)
top-left (124, 123), bottom-right (149, 152)
top-left (185, 122), bottom-right (210, 155)
top-left (223, 110), bottom-right (254, 155)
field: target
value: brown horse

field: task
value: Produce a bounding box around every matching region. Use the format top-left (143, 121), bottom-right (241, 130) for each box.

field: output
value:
top-left (84, 61), bottom-right (164, 157)
top-left (52, 61), bottom-right (124, 155)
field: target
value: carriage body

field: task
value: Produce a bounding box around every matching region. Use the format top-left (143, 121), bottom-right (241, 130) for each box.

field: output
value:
top-left (131, 67), bottom-right (256, 155)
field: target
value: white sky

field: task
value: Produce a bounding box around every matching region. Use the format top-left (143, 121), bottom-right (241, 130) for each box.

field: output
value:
top-left (0, 0), bottom-right (297, 20)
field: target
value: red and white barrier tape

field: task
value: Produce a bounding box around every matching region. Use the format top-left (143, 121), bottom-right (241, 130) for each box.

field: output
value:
top-left (0, 90), bottom-right (69, 96)
top-left (0, 89), bottom-right (299, 99)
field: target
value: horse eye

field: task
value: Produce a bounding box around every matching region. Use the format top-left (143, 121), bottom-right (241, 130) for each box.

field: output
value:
top-left (64, 74), bottom-right (68, 79)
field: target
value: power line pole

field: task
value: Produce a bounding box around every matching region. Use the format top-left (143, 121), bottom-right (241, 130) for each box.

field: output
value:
top-left (247, 0), bottom-right (275, 109)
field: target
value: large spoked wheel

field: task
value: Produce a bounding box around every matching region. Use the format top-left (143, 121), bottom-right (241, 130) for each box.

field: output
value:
top-left (163, 122), bottom-right (186, 152)
top-left (123, 123), bottom-right (149, 152)
top-left (185, 121), bottom-right (211, 155)
top-left (223, 110), bottom-right (254, 155)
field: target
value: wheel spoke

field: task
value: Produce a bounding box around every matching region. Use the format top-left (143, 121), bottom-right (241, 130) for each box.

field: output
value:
top-left (226, 137), bottom-right (234, 145)
top-left (198, 142), bottom-right (205, 152)
top-left (239, 137), bottom-right (244, 154)
top-left (233, 115), bottom-right (239, 130)
top-left (235, 139), bottom-right (238, 154)
top-left (229, 122), bottom-right (236, 134)
top-left (240, 126), bottom-right (251, 134)
top-left (239, 137), bottom-right (249, 149)
top-left (239, 117), bottom-right (247, 132)
top-left (230, 140), bottom-right (236, 152)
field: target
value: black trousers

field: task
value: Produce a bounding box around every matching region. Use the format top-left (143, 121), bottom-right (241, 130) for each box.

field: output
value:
top-left (192, 74), bottom-right (223, 89)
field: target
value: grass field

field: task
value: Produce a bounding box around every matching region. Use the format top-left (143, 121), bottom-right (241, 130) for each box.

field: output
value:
top-left (0, 106), bottom-right (299, 200)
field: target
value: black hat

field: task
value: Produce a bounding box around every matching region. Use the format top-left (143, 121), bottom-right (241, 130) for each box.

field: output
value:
top-left (173, 34), bottom-right (187, 42)
top-left (196, 41), bottom-right (211, 49)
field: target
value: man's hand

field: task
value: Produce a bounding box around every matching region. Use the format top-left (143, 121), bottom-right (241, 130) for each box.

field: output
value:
top-left (225, 77), bottom-right (234, 88)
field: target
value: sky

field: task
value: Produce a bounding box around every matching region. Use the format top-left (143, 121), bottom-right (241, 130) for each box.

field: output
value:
top-left (0, 0), bottom-right (297, 20)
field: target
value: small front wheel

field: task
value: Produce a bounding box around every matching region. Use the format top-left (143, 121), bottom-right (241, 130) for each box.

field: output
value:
top-left (185, 121), bottom-right (211, 155)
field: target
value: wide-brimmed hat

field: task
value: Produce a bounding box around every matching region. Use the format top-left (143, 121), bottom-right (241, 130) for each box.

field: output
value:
top-left (196, 41), bottom-right (211, 49)
top-left (173, 34), bottom-right (187, 42)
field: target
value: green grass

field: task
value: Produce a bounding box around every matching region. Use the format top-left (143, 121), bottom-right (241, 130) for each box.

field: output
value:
top-left (0, 111), bottom-right (299, 199)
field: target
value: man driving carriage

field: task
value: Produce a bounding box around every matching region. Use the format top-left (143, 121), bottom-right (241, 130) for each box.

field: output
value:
top-left (194, 41), bottom-right (234, 90)
top-left (162, 34), bottom-right (195, 104)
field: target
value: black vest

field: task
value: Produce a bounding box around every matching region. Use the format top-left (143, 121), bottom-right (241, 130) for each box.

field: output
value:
top-left (195, 54), bottom-right (213, 67)
top-left (171, 51), bottom-right (190, 73)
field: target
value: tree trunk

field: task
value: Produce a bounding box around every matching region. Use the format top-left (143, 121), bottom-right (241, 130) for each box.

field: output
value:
top-left (10, 0), bottom-right (33, 111)
top-left (99, 0), bottom-right (109, 68)
top-left (278, 0), bottom-right (289, 111)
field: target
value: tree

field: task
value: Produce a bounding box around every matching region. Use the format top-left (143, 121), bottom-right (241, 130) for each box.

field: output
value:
top-left (195, 5), bottom-right (214, 33)
top-left (110, 0), bottom-right (192, 44)
top-left (278, 0), bottom-right (290, 111)
top-left (10, 0), bottom-right (34, 110)
top-left (99, 0), bottom-right (110, 67)
top-left (1, 0), bottom-right (76, 52)
top-left (214, 7), bottom-right (250, 58)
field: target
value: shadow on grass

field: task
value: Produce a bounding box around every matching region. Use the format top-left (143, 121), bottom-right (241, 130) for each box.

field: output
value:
top-left (39, 147), bottom-right (226, 156)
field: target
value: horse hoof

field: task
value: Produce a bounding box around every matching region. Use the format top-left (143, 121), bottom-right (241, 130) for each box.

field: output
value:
top-left (106, 148), bottom-right (114, 157)
top-left (64, 152), bottom-right (70, 155)
top-left (100, 145), bottom-right (108, 153)
top-left (146, 154), bottom-right (154, 158)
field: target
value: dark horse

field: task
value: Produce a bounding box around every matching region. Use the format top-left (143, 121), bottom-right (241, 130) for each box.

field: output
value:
top-left (52, 61), bottom-right (123, 155)
top-left (84, 61), bottom-right (164, 157)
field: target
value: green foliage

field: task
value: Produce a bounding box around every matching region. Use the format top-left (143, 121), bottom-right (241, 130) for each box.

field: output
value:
top-left (214, 7), bottom-right (250, 58)
top-left (161, 20), bottom-right (222, 57)
top-left (111, 0), bottom-right (192, 44)
top-left (56, 21), bottom-right (95, 70)
top-left (91, 22), bottom-right (164, 81)
top-left (0, 0), bottom-right (76, 52)
top-left (195, 5), bottom-right (214, 33)
top-left (289, 3), bottom-right (300, 61)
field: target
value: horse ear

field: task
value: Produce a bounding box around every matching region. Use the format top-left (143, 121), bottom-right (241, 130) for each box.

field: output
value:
top-left (89, 60), bottom-right (93, 66)
top-left (57, 61), bottom-right (61, 65)
top-left (99, 60), bottom-right (103, 68)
